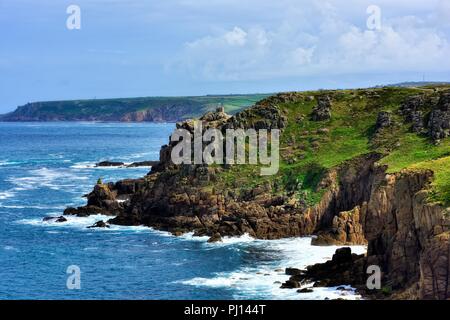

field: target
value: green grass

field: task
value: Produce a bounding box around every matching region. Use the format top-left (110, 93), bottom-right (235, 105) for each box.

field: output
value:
top-left (409, 156), bottom-right (450, 206)
top-left (379, 134), bottom-right (450, 172)
top-left (213, 86), bottom-right (450, 208)
top-left (379, 132), bottom-right (450, 206)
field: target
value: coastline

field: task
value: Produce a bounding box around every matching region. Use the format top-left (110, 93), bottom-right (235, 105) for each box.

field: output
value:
top-left (63, 88), bottom-right (450, 299)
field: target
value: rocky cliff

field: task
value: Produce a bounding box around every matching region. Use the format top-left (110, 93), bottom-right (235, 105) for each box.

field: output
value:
top-left (65, 86), bottom-right (450, 299)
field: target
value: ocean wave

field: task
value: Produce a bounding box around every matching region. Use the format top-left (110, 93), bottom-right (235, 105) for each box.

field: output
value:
top-left (7, 167), bottom-right (89, 191)
top-left (16, 214), bottom-right (167, 235)
top-left (17, 214), bottom-right (113, 228)
top-left (0, 204), bottom-right (66, 210)
top-left (2, 245), bottom-right (20, 252)
top-left (177, 237), bottom-right (367, 300)
top-left (70, 162), bottom-right (96, 169)
top-left (175, 232), bottom-right (257, 245)
top-left (0, 190), bottom-right (15, 200)
top-left (13, 206), bottom-right (367, 300)
top-left (0, 161), bottom-right (21, 167)
top-left (121, 151), bottom-right (156, 161)
top-left (70, 162), bottom-right (148, 169)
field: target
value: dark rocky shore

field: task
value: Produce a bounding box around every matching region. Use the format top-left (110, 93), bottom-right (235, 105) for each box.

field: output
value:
top-left (64, 90), bottom-right (450, 299)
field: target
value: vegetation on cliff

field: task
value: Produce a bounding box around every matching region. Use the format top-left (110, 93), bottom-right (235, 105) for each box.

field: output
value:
top-left (214, 86), bottom-right (450, 207)
top-left (0, 94), bottom-right (269, 122)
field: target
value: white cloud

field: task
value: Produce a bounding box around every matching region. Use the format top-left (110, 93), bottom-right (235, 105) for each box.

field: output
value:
top-left (290, 47), bottom-right (315, 66)
top-left (171, 0), bottom-right (450, 81)
top-left (224, 27), bottom-right (247, 46)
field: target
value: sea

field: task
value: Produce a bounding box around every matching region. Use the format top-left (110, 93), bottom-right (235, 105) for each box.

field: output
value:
top-left (0, 122), bottom-right (366, 300)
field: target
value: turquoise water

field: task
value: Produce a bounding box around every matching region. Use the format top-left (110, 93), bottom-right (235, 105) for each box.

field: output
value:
top-left (0, 122), bottom-right (365, 300)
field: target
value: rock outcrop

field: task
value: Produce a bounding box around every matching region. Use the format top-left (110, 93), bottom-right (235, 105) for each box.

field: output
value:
top-left (87, 220), bottom-right (110, 228)
top-left (428, 92), bottom-right (450, 142)
top-left (312, 206), bottom-right (367, 245)
top-left (281, 247), bottom-right (367, 289)
top-left (375, 111), bottom-right (392, 132)
top-left (295, 168), bottom-right (450, 299)
top-left (96, 161), bottom-right (125, 167)
top-left (311, 96), bottom-right (332, 121)
top-left (400, 95), bottom-right (427, 133)
top-left (400, 92), bottom-right (450, 141)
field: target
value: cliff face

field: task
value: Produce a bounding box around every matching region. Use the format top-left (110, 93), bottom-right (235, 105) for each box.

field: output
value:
top-left (64, 87), bottom-right (450, 299)
top-left (363, 170), bottom-right (449, 299)
top-left (316, 163), bottom-right (449, 298)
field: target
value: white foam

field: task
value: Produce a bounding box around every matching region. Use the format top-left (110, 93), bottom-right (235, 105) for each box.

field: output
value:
top-left (0, 190), bottom-right (15, 200)
top-left (177, 236), bottom-right (367, 300)
top-left (16, 214), bottom-right (171, 235)
top-left (70, 162), bottom-right (96, 169)
top-left (177, 232), bottom-right (209, 242)
top-left (175, 232), bottom-right (256, 244)
top-left (0, 204), bottom-right (66, 210)
top-left (7, 167), bottom-right (89, 191)
top-left (220, 233), bottom-right (255, 244)
top-left (16, 208), bottom-right (367, 300)
top-left (16, 214), bottom-right (113, 229)
top-left (2, 245), bottom-right (19, 252)
top-left (70, 162), bottom-right (142, 169)
top-left (0, 160), bottom-right (21, 166)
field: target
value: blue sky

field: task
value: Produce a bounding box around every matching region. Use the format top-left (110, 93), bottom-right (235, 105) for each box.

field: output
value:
top-left (1, 0), bottom-right (450, 113)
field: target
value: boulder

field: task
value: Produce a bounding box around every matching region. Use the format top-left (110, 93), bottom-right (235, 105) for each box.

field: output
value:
top-left (375, 111), bottom-right (392, 132)
top-left (87, 220), bottom-right (110, 229)
top-left (127, 161), bottom-right (159, 168)
top-left (95, 161), bottom-right (125, 167)
top-left (285, 268), bottom-right (303, 276)
top-left (42, 216), bottom-right (67, 223)
top-left (428, 93), bottom-right (450, 141)
top-left (55, 216), bottom-right (67, 223)
top-left (63, 205), bottom-right (107, 217)
top-left (311, 96), bottom-right (332, 121)
top-left (207, 232), bottom-right (223, 243)
top-left (312, 206), bottom-right (367, 246)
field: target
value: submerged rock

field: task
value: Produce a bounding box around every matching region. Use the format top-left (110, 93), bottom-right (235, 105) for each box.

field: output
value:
top-left (207, 232), bottom-right (223, 243)
top-left (285, 268), bottom-right (303, 276)
top-left (87, 220), bottom-right (110, 229)
top-left (55, 216), bottom-right (67, 223)
top-left (95, 161), bottom-right (125, 167)
top-left (126, 161), bottom-right (158, 168)
top-left (42, 216), bottom-right (67, 223)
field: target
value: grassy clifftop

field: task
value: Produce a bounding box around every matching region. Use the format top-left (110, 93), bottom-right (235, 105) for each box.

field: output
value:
top-left (214, 85), bottom-right (450, 207)
top-left (0, 94), bottom-right (269, 122)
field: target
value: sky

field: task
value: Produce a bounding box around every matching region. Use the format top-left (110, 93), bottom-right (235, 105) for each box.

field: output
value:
top-left (1, 0), bottom-right (450, 113)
